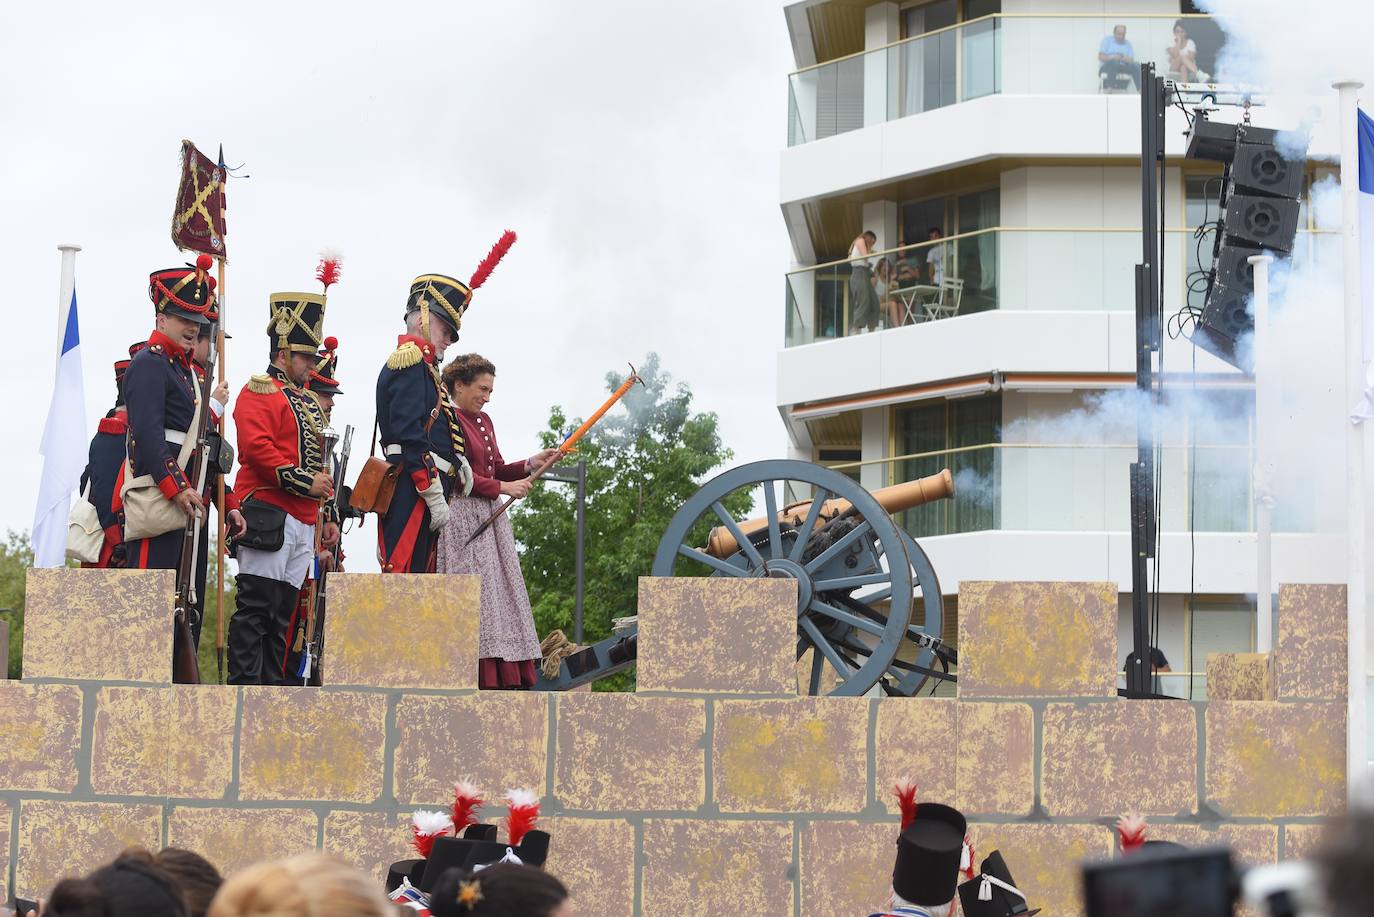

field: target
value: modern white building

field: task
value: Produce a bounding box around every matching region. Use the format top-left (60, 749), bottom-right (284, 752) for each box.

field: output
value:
top-left (777, 0), bottom-right (1343, 696)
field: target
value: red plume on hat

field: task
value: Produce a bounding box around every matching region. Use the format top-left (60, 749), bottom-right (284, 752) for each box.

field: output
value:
top-left (469, 230), bottom-right (516, 292)
top-left (1116, 814), bottom-right (1148, 854)
top-left (501, 788), bottom-right (539, 847)
top-left (893, 777), bottom-right (919, 832)
top-left (410, 810), bottom-right (454, 858)
top-left (452, 780), bottom-right (484, 834)
top-left (316, 253), bottom-right (342, 292)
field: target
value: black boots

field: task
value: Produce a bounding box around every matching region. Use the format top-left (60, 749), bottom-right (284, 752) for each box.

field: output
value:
top-left (227, 573), bottom-right (297, 686)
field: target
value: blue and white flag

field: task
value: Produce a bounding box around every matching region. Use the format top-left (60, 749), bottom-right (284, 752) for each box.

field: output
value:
top-left (32, 286), bottom-right (87, 567)
top-left (1351, 109), bottom-right (1374, 422)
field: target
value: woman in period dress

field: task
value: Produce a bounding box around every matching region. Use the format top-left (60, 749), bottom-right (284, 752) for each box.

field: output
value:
top-left (437, 353), bottom-right (559, 689)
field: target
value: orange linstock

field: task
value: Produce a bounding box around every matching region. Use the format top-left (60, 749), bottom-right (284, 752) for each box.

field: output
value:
top-left (704, 468), bottom-right (955, 558)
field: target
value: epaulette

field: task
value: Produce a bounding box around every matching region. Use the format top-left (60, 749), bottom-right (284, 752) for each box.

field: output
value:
top-left (387, 341), bottom-right (424, 370)
top-left (247, 373), bottom-right (277, 395)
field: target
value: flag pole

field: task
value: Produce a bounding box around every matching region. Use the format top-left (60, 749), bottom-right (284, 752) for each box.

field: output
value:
top-left (32, 244), bottom-right (85, 568)
top-left (1249, 253), bottom-right (1274, 653)
top-left (214, 146), bottom-right (229, 684)
top-left (1335, 78), bottom-right (1367, 795)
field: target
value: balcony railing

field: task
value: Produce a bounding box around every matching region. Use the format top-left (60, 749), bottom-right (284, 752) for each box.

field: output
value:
top-left (828, 441), bottom-right (1339, 540)
top-left (788, 14), bottom-right (1216, 146)
top-left (785, 228), bottom-right (1339, 348)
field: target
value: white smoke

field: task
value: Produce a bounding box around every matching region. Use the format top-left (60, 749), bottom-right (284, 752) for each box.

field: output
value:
top-left (1197, 0), bottom-right (1374, 97)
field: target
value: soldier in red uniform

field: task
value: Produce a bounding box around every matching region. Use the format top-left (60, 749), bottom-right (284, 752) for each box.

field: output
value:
top-left (228, 281), bottom-right (339, 685)
top-left (123, 258), bottom-right (246, 628)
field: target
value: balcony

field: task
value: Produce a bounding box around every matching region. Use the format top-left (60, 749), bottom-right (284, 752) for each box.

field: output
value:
top-left (788, 14), bottom-right (1216, 147)
top-left (784, 228), bottom-right (1338, 349)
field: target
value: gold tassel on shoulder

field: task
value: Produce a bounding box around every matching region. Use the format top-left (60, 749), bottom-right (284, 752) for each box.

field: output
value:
top-left (247, 373), bottom-right (277, 395)
top-left (387, 341), bottom-right (423, 370)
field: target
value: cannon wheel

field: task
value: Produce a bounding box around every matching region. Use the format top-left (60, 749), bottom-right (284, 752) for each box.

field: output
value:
top-left (650, 460), bottom-right (943, 697)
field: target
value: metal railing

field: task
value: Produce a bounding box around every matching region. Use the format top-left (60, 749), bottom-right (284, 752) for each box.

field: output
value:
top-left (785, 227), bottom-right (1339, 348)
top-left (827, 441), bottom-right (1336, 538)
top-left (788, 14), bottom-right (1217, 146)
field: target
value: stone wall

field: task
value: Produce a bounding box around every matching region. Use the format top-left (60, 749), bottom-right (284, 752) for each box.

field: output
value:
top-left (0, 569), bottom-right (1348, 916)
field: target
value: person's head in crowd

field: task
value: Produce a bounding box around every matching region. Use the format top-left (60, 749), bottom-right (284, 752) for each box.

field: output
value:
top-left (206, 853), bottom-right (392, 917)
top-left (44, 852), bottom-right (189, 917)
top-left (427, 864), bottom-right (569, 917)
top-left (151, 848), bottom-right (222, 917)
top-left (1317, 803), bottom-right (1374, 914)
top-left (1113, 24), bottom-right (1126, 43)
top-left (928, 226), bottom-right (943, 241)
top-left (441, 353), bottom-right (497, 415)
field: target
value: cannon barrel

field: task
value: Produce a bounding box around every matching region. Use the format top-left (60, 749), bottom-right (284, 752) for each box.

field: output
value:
top-left (705, 468), bottom-right (954, 558)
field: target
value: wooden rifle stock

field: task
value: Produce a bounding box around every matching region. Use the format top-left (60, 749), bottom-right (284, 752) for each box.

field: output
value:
top-left (172, 346), bottom-right (218, 685)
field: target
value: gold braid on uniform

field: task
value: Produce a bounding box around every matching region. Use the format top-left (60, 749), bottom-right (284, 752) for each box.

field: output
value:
top-left (387, 341), bottom-right (423, 370)
top-left (431, 364), bottom-right (466, 458)
top-left (247, 373), bottom-right (276, 395)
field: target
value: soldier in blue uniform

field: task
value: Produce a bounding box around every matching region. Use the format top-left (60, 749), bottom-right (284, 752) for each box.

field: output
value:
top-left (122, 256), bottom-right (245, 601)
top-left (375, 274), bottom-right (474, 573)
top-left (76, 343), bottom-right (145, 568)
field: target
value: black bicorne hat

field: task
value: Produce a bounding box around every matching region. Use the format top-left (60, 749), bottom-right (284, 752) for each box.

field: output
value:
top-left (149, 253), bottom-right (216, 325)
top-left (453, 829), bottom-right (551, 873)
top-left (266, 291), bottom-right (327, 355)
top-left (306, 335), bottom-right (342, 395)
top-left (958, 850), bottom-right (1041, 917)
top-left (893, 802), bottom-right (968, 906)
top-left (386, 823), bottom-right (499, 894)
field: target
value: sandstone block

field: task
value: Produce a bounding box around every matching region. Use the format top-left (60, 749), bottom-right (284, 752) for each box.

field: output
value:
top-left (1284, 824), bottom-right (1330, 860)
top-left (875, 698), bottom-right (957, 809)
top-left (1142, 824), bottom-right (1277, 867)
top-left (969, 823), bottom-right (1114, 917)
top-left (0, 683), bottom-right (82, 792)
top-left (1206, 702), bottom-right (1345, 817)
top-left (641, 819), bottom-right (792, 915)
top-left (554, 694), bottom-right (705, 811)
top-left (959, 581), bottom-right (1117, 697)
top-left (326, 574), bottom-right (479, 690)
top-left (393, 692), bottom-right (547, 805)
top-left (323, 811), bottom-right (414, 884)
top-left (800, 821), bottom-right (893, 917)
top-left (238, 688), bottom-right (386, 802)
top-left (543, 817), bottom-right (636, 917)
top-left (23, 568), bottom-right (174, 683)
top-left (91, 685), bottom-right (236, 797)
top-left (713, 697), bottom-right (867, 813)
top-left (15, 801), bottom-right (161, 899)
top-left (1042, 700), bottom-right (1197, 817)
top-left (957, 702), bottom-right (1035, 816)
top-left (168, 807), bottom-right (318, 875)
top-left (1276, 584), bottom-right (1347, 699)
top-left (1207, 653), bottom-right (1274, 700)
top-left (637, 577), bottom-right (797, 695)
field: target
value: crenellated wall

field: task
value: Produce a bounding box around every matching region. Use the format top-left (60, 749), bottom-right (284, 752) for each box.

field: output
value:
top-left (0, 569), bottom-right (1347, 916)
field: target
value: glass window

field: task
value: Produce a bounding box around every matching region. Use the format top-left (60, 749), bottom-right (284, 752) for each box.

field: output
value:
top-left (898, 0), bottom-right (959, 117)
top-left (896, 394), bottom-right (1001, 537)
top-left (1189, 598), bottom-right (1253, 700)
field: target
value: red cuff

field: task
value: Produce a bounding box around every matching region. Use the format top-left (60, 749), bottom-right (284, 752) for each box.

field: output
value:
top-left (157, 475), bottom-right (185, 500)
top-left (224, 488), bottom-right (241, 513)
top-left (102, 523), bottom-right (122, 548)
top-left (410, 468), bottom-right (433, 491)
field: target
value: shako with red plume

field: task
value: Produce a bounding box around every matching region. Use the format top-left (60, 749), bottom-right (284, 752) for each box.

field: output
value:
top-left (405, 228), bottom-right (517, 339)
top-left (316, 253), bottom-right (342, 293)
top-left (409, 809), bottom-right (454, 858)
top-left (149, 253), bottom-right (216, 325)
top-left (451, 780), bottom-right (485, 834)
top-left (893, 776), bottom-right (919, 832)
top-left (267, 259), bottom-right (330, 355)
top-left (501, 788), bottom-right (540, 847)
top-left (307, 334), bottom-right (343, 395)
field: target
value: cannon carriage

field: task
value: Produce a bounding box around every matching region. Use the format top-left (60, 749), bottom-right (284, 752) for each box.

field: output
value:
top-left (536, 459), bottom-right (958, 696)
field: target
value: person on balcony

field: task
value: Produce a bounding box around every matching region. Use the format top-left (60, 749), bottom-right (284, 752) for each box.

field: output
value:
top-left (1166, 21), bottom-right (1208, 82)
top-left (924, 227), bottom-right (947, 287)
top-left (848, 230), bottom-right (881, 333)
top-left (1098, 25), bottom-right (1140, 91)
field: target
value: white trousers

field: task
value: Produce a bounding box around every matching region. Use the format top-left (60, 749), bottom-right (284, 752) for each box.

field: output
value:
top-left (236, 513), bottom-right (315, 587)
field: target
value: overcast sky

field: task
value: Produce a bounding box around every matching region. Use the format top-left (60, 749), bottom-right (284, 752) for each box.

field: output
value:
top-left (0, 2), bottom-right (794, 571)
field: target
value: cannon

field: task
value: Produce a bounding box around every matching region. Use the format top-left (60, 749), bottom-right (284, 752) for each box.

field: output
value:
top-left (535, 459), bottom-right (958, 696)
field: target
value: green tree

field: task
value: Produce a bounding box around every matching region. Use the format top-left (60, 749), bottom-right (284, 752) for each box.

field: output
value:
top-left (512, 354), bottom-right (751, 691)
top-left (0, 530), bottom-right (32, 678)
top-left (196, 550), bottom-right (238, 683)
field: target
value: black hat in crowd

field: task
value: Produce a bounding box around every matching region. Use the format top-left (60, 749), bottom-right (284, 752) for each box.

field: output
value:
top-left (387, 823), bottom-right (499, 894)
top-left (893, 802), bottom-right (968, 905)
top-left (149, 254), bottom-right (216, 326)
top-left (418, 828), bottom-right (552, 892)
top-left (958, 850), bottom-right (1041, 917)
top-left (306, 335), bottom-right (342, 395)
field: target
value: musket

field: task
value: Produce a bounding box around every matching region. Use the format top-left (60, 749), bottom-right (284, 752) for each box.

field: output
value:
top-left (299, 423), bottom-right (351, 684)
top-left (214, 143), bottom-right (229, 684)
top-left (173, 339), bottom-right (217, 685)
top-left (464, 363), bottom-right (644, 547)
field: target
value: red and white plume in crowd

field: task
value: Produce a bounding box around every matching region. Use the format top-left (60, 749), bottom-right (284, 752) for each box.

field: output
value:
top-left (452, 780), bottom-right (485, 834)
top-left (1116, 814), bottom-right (1149, 854)
top-left (316, 252), bottom-right (343, 292)
top-left (410, 809), bottom-right (454, 858)
top-left (893, 777), bottom-right (919, 832)
top-left (469, 230), bottom-right (517, 292)
top-left (502, 788), bottom-right (540, 847)
top-left (961, 836), bottom-right (976, 881)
